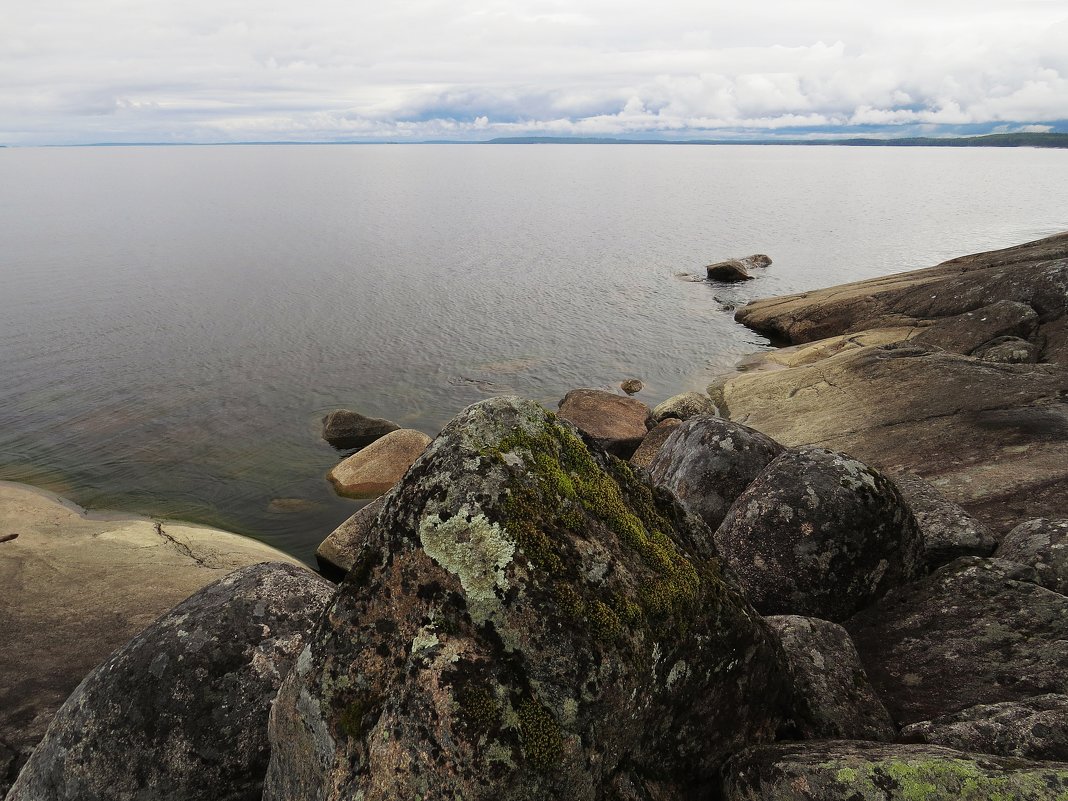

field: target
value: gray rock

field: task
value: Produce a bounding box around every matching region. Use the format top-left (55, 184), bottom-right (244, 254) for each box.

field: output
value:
top-left (996, 518), bottom-right (1068, 594)
top-left (7, 562), bottom-right (334, 801)
top-left (845, 557), bottom-right (1068, 725)
top-left (891, 472), bottom-right (997, 569)
top-left (264, 397), bottom-right (793, 801)
top-left (913, 299), bottom-right (1039, 355)
top-left (628, 418), bottom-right (682, 470)
top-left (314, 496), bottom-right (386, 580)
top-left (321, 409), bottom-right (400, 450)
top-left (974, 335), bottom-right (1041, 363)
top-left (722, 740), bottom-right (1068, 801)
top-left (647, 416), bottom-right (784, 533)
top-left (651, 391), bottom-right (717, 423)
top-left (706, 254), bottom-right (772, 283)
top-left (557, 388), bottom-right (653, 459)
top-left (767, 615), bottom-right (895, 741)
top-left (900, 694), bottom-right (1068, 762)
top-left (716, 448), bottom-right (926, 621)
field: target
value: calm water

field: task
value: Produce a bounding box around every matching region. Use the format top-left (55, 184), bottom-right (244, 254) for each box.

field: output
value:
top-left (1, 144), bottom-right (1067, 563)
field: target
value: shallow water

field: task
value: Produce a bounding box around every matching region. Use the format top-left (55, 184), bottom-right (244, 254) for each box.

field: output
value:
top-left (1, 144), bottom-right (1066, 563)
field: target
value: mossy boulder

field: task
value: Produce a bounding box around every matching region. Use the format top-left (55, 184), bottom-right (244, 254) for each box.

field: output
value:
top-left (722, 740), bottom-right (1068, 800)
top-left (716, 448), bottom-right (926, 621)
top-left (264, 397), bottom-right (793, 801)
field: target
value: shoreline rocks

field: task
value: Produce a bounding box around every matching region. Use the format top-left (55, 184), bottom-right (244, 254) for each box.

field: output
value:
top-left (706, 254), bottom-right (772, 282)
top-left (557, 388), bottom-right (653, 459)
top-left (321, 409), bottom-right (400, 450)
top-left (327, 428), bottom-right (432, 498)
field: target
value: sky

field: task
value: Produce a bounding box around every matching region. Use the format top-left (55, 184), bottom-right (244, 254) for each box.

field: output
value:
top-left (2, 0), bottom-right (1067, 144)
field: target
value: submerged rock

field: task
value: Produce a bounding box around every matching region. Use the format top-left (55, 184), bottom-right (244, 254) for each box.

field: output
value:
top-left (891, 472), bottom-right (997, 569)
top-left (7, 563), bottom-right (334, 801)
top-left (996, 518), bottom-right (1068, 594)
top-left (557, 388), bottom-right (653, 459)
top-left (321, 409), bottom-right (400, 450)
top-left (722, 740), bottom-right (1068, 801)
top-left (265, 397), bottom-right (793, 801)
top-left (716, 448), bottom-right (926, 621)
top-left (327, 428), bottom-right (432, 498)
top-left (629, 418), bottom-right (682, 470)
top-left (314, 496), bottom-right (386, 580)
top-left (651, 391), bottom-right (717, 423)
top-left (767, 615), bottom-right (895, 742)
top-left (647, 416), bottom-right (784, 533)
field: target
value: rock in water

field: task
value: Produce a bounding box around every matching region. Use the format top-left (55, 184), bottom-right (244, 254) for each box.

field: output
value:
top-left (321, 409), bottom-right (400, 450)
top-left (647, 416), bottom-right (784, 533)
top-left (651, 391), bottom-right (717, 423)
top-left (619, 378), bottom-right (643, 395)
top-left (996, 518), bottom-right (1068, 594)
top-left (556, 388), bottom-right (652, 459)
top-left (716, 447), bottom-right (926, 621)
top-left (706, 255), bottom-right (771, 283)
top-left (7, 563), bottom-right (334, 801)
top-left (315, 496), bottom-right (386, 580)
top-left (264, 397), bottom-right (793, 801)
top-left (327, 428), bottom-right (433, 498)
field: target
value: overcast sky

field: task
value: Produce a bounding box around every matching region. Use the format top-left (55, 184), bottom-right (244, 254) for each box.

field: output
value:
top-left (2, 0), bottom-right (1066, 144)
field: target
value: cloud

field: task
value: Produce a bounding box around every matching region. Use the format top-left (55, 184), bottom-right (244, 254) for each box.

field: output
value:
top-left (1, 0), bottom-right (1066, 143)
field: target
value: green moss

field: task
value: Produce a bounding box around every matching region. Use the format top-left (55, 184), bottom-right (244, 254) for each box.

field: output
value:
top-left (517, 697), bottom-right (563, 772)
top-left (830, 756), bottom-right (1068, 800)
top-left (339, 695), bottom-right (377, 740)
top-left (456, 685), bottom-right (502, 733)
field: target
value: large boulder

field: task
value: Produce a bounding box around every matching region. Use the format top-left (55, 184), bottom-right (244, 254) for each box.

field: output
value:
top-left (327, 428), bottom-right (432, 498)
top-left (891, 472), bottom-right (997, 569)
top-left (766, 615), bottom-right (895, 742)
top-left (629, 418), bottom-right (681, 469)
top-left (715, 448), bottom-right (926, 621)
top-left (722, 741), bottom-right (1068, 801)
top-left (845, 557), bottom-right (1068, 725)
top-left (556, 388), bottom-right (652, 459)
top-left (646, 416), bottom-right (784, 533)
top-left (314, 496), bottom-right (386, 580)
top-left (7, 563), bottom-right (334, 801)
top-left (900, 694), bottom-right (1068, 762)
top-left (264, 397), bottom-right (793, 801)
top-left (321, 409), bottom-right (400, 450)
top-left (651, 391), bottom-right (717, 423)
top-left (996, 518), bottom-right (1068, 594)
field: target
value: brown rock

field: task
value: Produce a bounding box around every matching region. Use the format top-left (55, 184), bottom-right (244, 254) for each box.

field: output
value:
top-left (629, 418), bottom-right (682, 469)
top-left (620, 378), bottom-right (643, 395)
top-left (557, 388), bottom-right (652, 459)
top-left (314, 496), bottom-right (386, 580)
top-left (327, 429), bottom-right (432, 498)
top-left (912, 299), bottom-right (1039, 354)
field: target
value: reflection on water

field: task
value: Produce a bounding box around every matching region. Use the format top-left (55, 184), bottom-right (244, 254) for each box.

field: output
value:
top-left (1, 144), bottom-right (1066, 563)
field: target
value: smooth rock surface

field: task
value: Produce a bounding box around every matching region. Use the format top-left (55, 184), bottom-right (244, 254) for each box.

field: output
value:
top-left (321, 409), bottom-right (400, 450)
top-left (556, 388), bottom-right (653, 459)
top-left (646, 416), bottom-right (784, 533)
top-left (327, 428), bottom-right (432, 498)
top-left (900, 694), bottom-right (1068, 762)
top-left (766, 615), bottom-right (895, 742)
top-left (651, 391), bottom-right (717, 422)
top-left (891, 471), bottom-right (997, 569)
top-left (715, 448), bottom-right (925, 621)
top-left (314, 496), bottom-right (386, 580)
top-left (912, 299), bottom-right (1039, 355)
top-left (845, 557), bottom-right (1068, 725)
top-left (0, 481), bottom-right (305, 794)
top-left (628, 418), bottom-right (682, 470)
top-left (996, 518), bottom-right (1068, 594)
top-left (722, 740), bottom-right (1068, 801)
top-left (7, 562), bottom-right (334, 801)
top-left (265, 397), bottom-right (793, 801)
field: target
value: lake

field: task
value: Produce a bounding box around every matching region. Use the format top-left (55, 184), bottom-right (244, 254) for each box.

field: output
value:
top-left (1, 144), bottom-right (1066, 563)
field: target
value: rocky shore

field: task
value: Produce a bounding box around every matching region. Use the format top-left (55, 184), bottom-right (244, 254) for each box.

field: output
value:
top-left (4, 232), bottom-right (1068, 799)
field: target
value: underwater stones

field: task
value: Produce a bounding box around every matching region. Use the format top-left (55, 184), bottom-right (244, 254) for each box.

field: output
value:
top-left (722, 740), bottom-right (1068, 801)
top-left (327, 428), bottom-right (432, 498)
top-left (766, 615), bottom-right (895, 742)
top-left (646, 416), bottom-right (784, 533)
top-left (264, 396), bottom-right (793, 801)
top-left (996, 518), bottom-right (1068, 594)
top-left (629, 418), bottom-right (682, 470)
top-left (845, 557), bottom-right (1068, 725)
top-left (314, 496), bottom-right (386, 580)
top-left (900, 694), bottom-right (1068, 762)
top-left (651, 391), bottom-right (717, 423)
top-left (891, 472), bottom-right (997, 569)
top-left (557, 388), bottom-right (653, 459)
top-left (7, 563), bottom-right (333, 801)
top-left (321, 409), bottom-right (400, 450)
top-left (715, 448), bottom-right (925, 621)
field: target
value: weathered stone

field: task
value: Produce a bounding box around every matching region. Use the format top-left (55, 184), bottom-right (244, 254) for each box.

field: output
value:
top-left (996, 518), bottom-right (1068, 594)
top-left (706, 259), bottom-right (753, 282)
top-left (651, 391), bottom-right (717, 422)
top-left (646, 416), bottom-right (784, 533)
top-left (265, 397), bottom-right (793, 801)
top-left (845, 557), bottom-right (1068, 725)
top-left (716, 448), bottom-right (925, 621)
top-left (321, 409), bottom-right (400, 450)
top-left (900, 695), bottom-right (1068, 762)
top-left (7, 563), bottom-right (334, 801)
top-left (891, 472), bottom-right (997, 569)
top-left (0, 481), bottom-right (305, 787)
top-left (766, 615), bottom-right (895, 741)
top-left (557, 388), bottom-right (653, 459)
top-left (314, 496), bottom-right (386, 580)
top-left (722, 740), bottom-right (1068, 801)
top-left (974, 335), bottom-right (1041, 363)
top-left (327, 428), bottom-right (432, 498)
top-left (620, 378), bottom-right (643, 395)
top-left (912, 299), bottom-right (1039, 355)
top-left (629, 418), bottom-right (682, 470)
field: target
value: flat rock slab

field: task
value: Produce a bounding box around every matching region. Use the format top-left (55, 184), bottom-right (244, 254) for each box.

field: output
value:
top-left (327, 428), bottom-right (433, 498)
top-left (557, 388), bottom-right (652, 459)
top-left (0, 481), bottom-right (306, 792)
top-left (723, 740), bottom-right (1068, 801)
top-left (845, 557), bottom-right (1068, 725)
